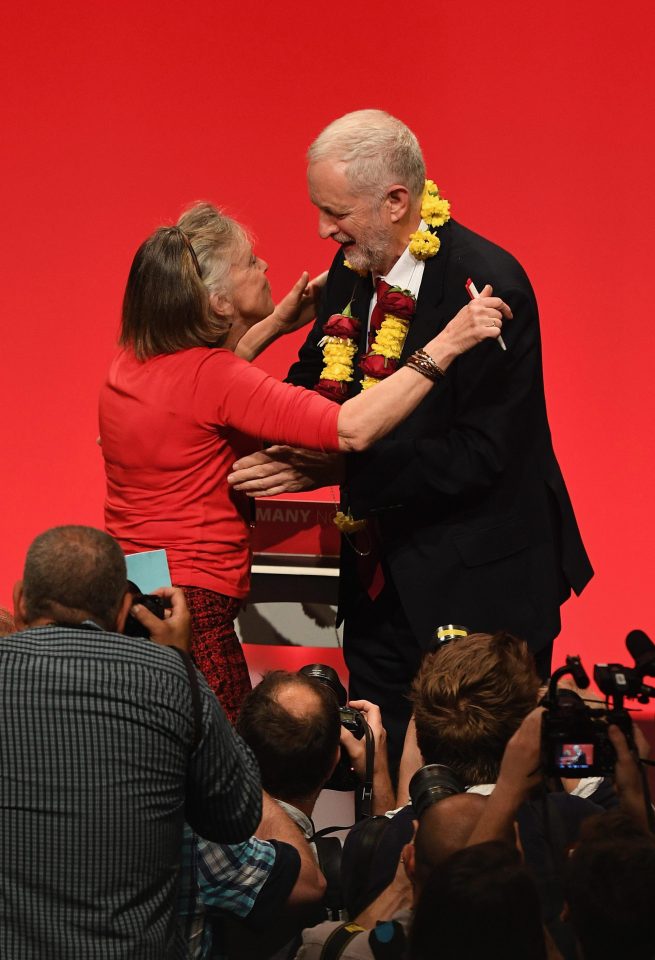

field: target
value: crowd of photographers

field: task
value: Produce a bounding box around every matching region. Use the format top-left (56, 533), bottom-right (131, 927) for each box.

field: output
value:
top-left (1, 525), bottom-right (654, 959)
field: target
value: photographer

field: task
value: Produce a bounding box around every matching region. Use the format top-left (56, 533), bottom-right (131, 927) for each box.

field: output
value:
top-left (295, 788), bottom-right (506, 958)
top-left (3, 524), bottom-right (261, 959)
top-left (237, 670), bottom-right (343, 840)
top-left (398, 632), bottom-right (613, 807)
top-left (468, 707), bottom-right (653, 842)
top-left (563, 810), bottom-right (655, 959)
top-left (180, 791), bottom-right (327, 960)
top-left (465, 705), bottom-right (655, 958)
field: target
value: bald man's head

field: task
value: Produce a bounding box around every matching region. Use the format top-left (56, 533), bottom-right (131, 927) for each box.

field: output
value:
top-left (237, 671), bottom-right (341, 804)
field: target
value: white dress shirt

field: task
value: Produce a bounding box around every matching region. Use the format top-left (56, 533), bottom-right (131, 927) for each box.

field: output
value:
top-left (367, 220), bottom-right (427, 335)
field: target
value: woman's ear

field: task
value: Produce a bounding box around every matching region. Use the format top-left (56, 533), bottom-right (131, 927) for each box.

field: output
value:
top-left (209, 291), bottom-right (233, 321)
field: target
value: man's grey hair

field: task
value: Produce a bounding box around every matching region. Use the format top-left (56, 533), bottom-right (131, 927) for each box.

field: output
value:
top-left (22, 526), bottom-right (128, 631)
top-left (307, 109), bottom-right (426, 201)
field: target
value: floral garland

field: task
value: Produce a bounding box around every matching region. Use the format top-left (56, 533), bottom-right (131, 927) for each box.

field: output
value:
top-left (314, 302), bottom-right (361, 403)
top-left (314, 180), bottom-right (450, 402)
top-left (359, 284), bottom-right (416, 390)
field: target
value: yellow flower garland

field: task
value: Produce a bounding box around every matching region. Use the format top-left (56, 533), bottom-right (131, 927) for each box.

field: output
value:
top-left (370, 315), bottom-right (410, 359)
top-left (362, 180), bottom-right (451, 388)
top-left (319, 337), bottom-right (358, 382)
top-left (343, 258), bottom-right (368, 277)
top-left (323, 180), bottom-right (450, 394)
top-left (408, 179), bottom-right (451, 259)
top-left (325, 183), bottom-right (451, 536)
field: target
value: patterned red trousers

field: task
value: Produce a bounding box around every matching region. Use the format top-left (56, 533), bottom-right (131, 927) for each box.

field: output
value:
top-left (178, 585), bottom-right (252, 725)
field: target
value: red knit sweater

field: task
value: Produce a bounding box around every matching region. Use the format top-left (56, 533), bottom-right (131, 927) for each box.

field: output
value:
top-left (100, 347), bottom-right (340, 598)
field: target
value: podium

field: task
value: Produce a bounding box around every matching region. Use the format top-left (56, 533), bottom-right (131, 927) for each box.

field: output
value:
top-left (238, 497), bottom-right (345, 667)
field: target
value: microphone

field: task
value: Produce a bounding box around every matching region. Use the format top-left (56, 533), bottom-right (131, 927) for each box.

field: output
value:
top-left (567, 654), bottom-right (590, 689)
top-left (626, 629), bottom-right (655, 677)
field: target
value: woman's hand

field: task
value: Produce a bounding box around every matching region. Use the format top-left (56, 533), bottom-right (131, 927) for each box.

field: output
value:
top-left (233, 271), bottom-right (328, 361)
top-left (270, 270), bottom-right (328, 336)
top-left (429, 283), bottom-right (512, 359)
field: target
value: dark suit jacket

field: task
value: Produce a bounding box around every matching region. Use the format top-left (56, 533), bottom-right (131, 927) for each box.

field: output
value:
top-left (288, 220), bottom-right (593, 653)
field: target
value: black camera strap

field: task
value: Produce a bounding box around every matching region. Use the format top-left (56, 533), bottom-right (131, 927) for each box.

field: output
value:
top-left (313, 835), bottom-right (345, 921)
top-left (319, 922), bottom-right (366, 960)
top-left (318, 918), bottom-right (406, 960)
top-left (359, 720), bottom-right (375, 819)
top-left (169, 646), bottom-right (203, 753)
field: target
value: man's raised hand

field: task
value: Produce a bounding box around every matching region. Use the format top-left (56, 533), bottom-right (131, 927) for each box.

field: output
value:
top-left (130, 586), bottom-right (192, 652)
top-left (228, 446), bottom-right (343, 497)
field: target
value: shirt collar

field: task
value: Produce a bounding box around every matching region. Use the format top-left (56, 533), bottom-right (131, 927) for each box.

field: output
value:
top-left (277, 800), bottom-right (314, 839)
top-left (373, 220), bottom-right (427, 302)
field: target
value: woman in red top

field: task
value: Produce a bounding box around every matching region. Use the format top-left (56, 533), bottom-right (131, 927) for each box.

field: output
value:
top-left (100, 203), bottom-right (507, 721)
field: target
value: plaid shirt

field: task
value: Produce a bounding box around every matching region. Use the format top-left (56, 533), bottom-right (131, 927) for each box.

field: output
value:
top-left (179, 827), bottom-right (278, 959)
top-left (0, 625), bottom-right (261, 959)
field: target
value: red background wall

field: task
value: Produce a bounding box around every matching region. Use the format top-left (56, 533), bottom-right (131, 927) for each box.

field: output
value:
top-left (1, 0), bottom-right (653, 674)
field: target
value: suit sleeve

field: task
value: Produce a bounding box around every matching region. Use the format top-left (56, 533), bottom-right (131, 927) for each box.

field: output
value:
top-left (286, 315), bottom-right (328, 390)
top-left (344, 284), bottom-right (545, 514)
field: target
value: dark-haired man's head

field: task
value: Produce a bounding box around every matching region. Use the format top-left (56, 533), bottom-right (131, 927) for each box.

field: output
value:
top-left (13, 526), bottom-right (129, 632)
top-left (237, 671), bottom-right (341, 813)
top-left (411, 793), bottom-right (491, 893)
top-left (564, 812), bottom-right (655, 959)
top-left (412, 631), bottom-right (540, 785)
top-left (410, 841), bottom-right (547, 960)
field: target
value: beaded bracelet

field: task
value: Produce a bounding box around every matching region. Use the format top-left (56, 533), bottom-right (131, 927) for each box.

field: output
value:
top-left (405, 348), bottom-right (446, 383)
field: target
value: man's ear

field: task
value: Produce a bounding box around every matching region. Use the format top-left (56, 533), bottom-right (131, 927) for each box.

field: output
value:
top-left (12, 581), bottom-right (28, 630)
top-left (115, 590), bottom-right (134, 634)
top-left (403, 841), bottom-right (416, 884)
top-left (385, 184), bottom-right (411, 223)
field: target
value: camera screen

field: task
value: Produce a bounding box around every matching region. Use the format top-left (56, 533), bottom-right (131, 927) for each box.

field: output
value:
top-left (555, 743), bottom-right (594, 770)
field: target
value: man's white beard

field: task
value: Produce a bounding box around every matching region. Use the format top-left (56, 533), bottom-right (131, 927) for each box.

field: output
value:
top-left (339, 220), bottom-right (395, 275)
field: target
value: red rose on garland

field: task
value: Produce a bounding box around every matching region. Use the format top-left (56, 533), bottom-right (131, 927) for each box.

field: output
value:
top-left (315, 378), bottom-right (349, 402)
top-left (359, 353), bottom-right (398, 379)
top-left (376, 287), bottom-right (416, 320)
top-left (323, 312), bottom-right (361, 339)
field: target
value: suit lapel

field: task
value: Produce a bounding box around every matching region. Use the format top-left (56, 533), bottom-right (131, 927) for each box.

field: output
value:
top-left (400, 220), bottom-right (452, 361)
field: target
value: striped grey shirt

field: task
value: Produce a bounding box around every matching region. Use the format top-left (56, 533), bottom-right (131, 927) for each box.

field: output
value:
top-left (0, 625), bottom-right (261, 959)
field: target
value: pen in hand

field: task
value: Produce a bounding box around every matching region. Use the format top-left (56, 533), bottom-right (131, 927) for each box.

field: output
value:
top-left (466, 278), bottom-right (507, 351)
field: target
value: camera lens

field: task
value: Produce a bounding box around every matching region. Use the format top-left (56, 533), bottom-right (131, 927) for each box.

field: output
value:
top-left (409, 764), bottom-right (464, 817)
top-left (298, 663), bottom-right (348, 706)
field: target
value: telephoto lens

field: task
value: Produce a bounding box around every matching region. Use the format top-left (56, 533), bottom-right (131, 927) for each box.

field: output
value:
top-left (298, 663), bottom-right (348, 706)
top-left (409, 764), bottom-right (464, 817)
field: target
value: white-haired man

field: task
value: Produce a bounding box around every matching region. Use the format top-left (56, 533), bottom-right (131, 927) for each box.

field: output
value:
top-left (230, 109), bottom-right (593, 773)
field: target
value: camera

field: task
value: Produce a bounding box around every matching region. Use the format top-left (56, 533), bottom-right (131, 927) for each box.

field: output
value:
top-left (123, 580), bottom-right (172, 639)
top-left (298, 664), bottom-right (373, 814)
top-left (409, 763), bottom-right (464, 817)
top-left (299, 663), bottom-right (368, 742)
top-left (541, 654), bottom-right (643, 778)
